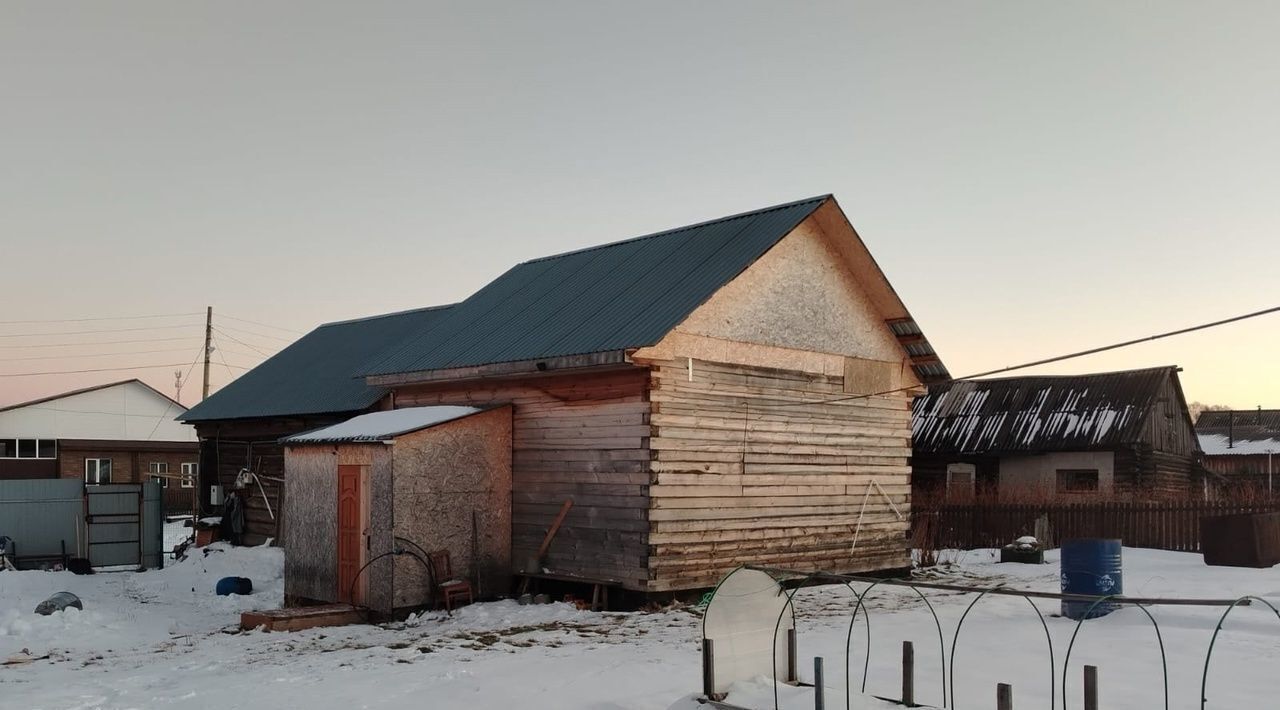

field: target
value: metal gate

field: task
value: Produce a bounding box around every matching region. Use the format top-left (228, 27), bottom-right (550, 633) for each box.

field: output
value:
top-left (85, 483), bottom-right (163, 569)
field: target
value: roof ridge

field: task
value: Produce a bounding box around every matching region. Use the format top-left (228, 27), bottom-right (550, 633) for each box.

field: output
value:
top-left (319, 303), bottom-right (456, 328)
top-left (0, 378), bottom-right (148, 414)
top-left (520, 195), bottom-right (830, 266)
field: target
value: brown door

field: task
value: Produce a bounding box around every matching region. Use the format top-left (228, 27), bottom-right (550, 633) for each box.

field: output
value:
top-left (337, 464), bottom-right (363, 604)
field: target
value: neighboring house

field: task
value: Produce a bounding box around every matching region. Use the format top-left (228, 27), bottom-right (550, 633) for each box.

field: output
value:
top-left (1196, 409), bottom-right (1280, 491)
top-left (185, 194), bottom-right (947, 595)
top-left (912, 367), bottom-right (1204, 501)
top-left (0, 379), bottom-right (199, 511)
top-left (177, 305), bottom-right (455, 544)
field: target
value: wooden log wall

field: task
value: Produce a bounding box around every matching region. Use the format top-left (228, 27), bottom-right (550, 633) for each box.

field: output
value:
top-left (392, 369), bottom-right (652, 590)
top-left (645, 358), bottom-right (914, 592)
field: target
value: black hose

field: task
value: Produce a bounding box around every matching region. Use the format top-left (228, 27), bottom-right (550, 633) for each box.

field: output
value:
top-left (346, 547), bottom-right (433, 612)
top-left (394, 536), bottom-right (440, 607)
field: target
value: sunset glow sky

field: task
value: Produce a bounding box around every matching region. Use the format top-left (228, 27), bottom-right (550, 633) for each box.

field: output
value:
top-left (2, 2), bottom-right (1277, 409)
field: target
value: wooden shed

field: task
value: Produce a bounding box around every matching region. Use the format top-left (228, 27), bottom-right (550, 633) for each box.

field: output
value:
top-left (281, 405), bottom-right (511, 613)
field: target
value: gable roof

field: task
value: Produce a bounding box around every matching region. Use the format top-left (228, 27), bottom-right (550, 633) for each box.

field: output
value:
top-left (180, 305), bottom-right (454, 423)
top-left (361, 196), bottom-right (831, 379)
top-left (1196, 409), bottom-right (1280, 456)
top-left (912, 366), bottom-right (1189, 454)
top-left (281, 405), bottom-right (486, 444)
top-left (0, 378), bottom-right (186, 415)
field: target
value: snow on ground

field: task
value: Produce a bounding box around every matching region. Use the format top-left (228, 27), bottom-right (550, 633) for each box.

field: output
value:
top-left (3, 544), bottom-right (1280, 709)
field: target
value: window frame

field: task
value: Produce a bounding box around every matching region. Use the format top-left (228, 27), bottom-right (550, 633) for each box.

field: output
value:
top-left (1, 438), bottom-right (57, 460)
top-left (85, 458), bottom-right (112, 485)
top-left (180, 462), bottom-right (197, 488)
top-left (1056, 468), bottom-right (1100, 494)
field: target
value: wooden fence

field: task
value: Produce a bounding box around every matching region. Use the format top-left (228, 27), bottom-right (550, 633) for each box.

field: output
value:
top-left (919, 500), bottom-right (1280, 552)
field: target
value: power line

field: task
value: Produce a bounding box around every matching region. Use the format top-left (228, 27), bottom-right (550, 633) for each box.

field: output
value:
top-left (218, 313), bottom-right (305, 335)
top-left (0, 347), bottom-right (195, 363)
top-left (211, 335), bottom-right (237, 379)
top-left (213, 322), bottom-right (297, 343)
top-left (145, 347), bottom-right (205, 440)
top-left (750, 303), bottom-right (1280, 410)
top-left (0, 312), bottom-right (203, 325)
top-left (0, 362), bottom-right (190, 377)
top-left (0, 323), bottom-right (200, 339)
top-left (211, 327), bottom-right (277, 357)
top-left (0, 336), bottom-right (200, 350)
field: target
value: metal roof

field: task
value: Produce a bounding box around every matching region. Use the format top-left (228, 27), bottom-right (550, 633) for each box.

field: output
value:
top-left (912, 366), bottom-right (1185, 454)
top-left (361, 196), bottom-right (830, 378)
top-left (179, 305), bottom-right (454, 422)
top-left (1196, 409), bottom-right (1280, 456)
top-left (281, 406), bottom-right (484, 444)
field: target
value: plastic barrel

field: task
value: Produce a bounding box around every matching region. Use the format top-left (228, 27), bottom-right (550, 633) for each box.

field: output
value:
top-left (216, 576), bottom-right (253, 596)
top-left (1060, 538), bottom-right (1122, 620)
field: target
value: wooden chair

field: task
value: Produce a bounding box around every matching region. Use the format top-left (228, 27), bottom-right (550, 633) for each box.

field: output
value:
top-left (428, 549), bottom-right (473, 611)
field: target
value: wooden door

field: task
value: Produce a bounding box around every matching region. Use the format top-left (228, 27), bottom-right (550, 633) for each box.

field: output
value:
top-left (337, 464), bottom-right (363, 604)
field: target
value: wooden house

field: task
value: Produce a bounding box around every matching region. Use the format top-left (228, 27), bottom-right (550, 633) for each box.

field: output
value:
top-left (911, 367), bottom-right (1205, 501)
top-left (0, 380), bottom-right (198, 512)
top-left (188, 195), bottom-right (948, 593)
top-left (1196, 409), bottom-right (1280, 491)
top-left (281, 406), bottom-right (512, 612)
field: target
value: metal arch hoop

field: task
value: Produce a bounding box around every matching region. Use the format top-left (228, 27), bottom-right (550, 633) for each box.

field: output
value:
top-left (769, 571), bottom-right (860, 710)
top-left (844, 578), bottom-right (948, 708)
top-left (1061, 596), bottom-right (1168, 710)
top-left (1200, 595), bottom-right (1280, 709)
top-left (948, 584), bottom-right (1055, 710)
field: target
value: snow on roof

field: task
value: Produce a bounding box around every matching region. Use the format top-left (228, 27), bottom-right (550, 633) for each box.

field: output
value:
top-left (282, 406), bottom-right (482, 444)
top-left (1198, 433), bottom-right (1280, 456)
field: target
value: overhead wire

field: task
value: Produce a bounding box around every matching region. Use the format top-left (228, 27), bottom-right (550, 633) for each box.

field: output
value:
top-left (0, 336), bottom-right (200, 350)
top-left (213, 323), bottom-right (297, 343)
top-left (0, 323), bottom-right (201, 339)
top-left (144, 346), bottom-right (205, 440)
top-left (0, 312), bottom-right (202, 325)
top-left (217, 313), bottom-right (305, 335)
top-left (0, 347), bottom-right (196, 363)
top-left (748, 304), bottom-right (1280, 410)
top-left (211, 327), bottom-right (278, 357)
top-left (0, 362), bottom-right (190, 377)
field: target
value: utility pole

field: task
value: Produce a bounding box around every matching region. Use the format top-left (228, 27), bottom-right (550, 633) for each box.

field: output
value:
top-left (202, 306), bottom-right (213, 401)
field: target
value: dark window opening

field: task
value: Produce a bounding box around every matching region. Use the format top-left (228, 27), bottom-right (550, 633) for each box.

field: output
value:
top-left (1057, 469), bottom-right (1100, 494)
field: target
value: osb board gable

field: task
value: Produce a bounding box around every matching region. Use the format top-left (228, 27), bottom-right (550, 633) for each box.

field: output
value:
top-left (669, 213), bottom-right (909, 368)
top-left (390, 406), bottom-right (513, 608)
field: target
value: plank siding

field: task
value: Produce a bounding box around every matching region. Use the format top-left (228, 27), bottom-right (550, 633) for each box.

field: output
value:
top-left (645, 358), bottom-right (913, 592)
top-left (392, 369), bottom-right (651, 589)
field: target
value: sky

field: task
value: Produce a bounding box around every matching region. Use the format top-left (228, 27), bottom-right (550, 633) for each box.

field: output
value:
top-left (1, 1), bottom-right (1278, 409)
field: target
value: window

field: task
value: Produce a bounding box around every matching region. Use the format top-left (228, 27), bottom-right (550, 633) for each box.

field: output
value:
top-left (149, 462), bottom-right (169, 488)
top-left (0, 439), bottom-right (56, 459)
top-left (1056, 469), bottom-right (1100, 494)
top-left (181, 462), bottom-right (197, 488)
top-left (946, 463), bottom-right (976, 500)
top-left (85, 458), bottom-right (112, 485)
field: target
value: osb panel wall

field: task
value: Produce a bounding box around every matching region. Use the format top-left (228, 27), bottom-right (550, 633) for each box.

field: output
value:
top-left (283, 446), bottom-right (337, 602)
top-left (671, 216), bottom-right (905, 363)
top-left (390, 407), bottom-right (512, 608)
top-left (283, 444), bottom-right (393, 608)
top-left (393, 369), bottom-right (650, 589)
top-left (641, 357), bottom-right (913, 592)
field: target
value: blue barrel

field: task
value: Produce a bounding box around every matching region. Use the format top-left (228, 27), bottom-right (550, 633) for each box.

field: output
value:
top-left (216, 576), bottom-right (253, 596)
top-left (1060, 539), bottom-right (1122, 620)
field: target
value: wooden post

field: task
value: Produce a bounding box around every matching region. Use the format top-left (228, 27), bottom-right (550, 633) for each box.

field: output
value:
top-left (902, 641), bottom-right (915, 706)
top-left (997, 683), bottom-right (1012, 710)
top-left (813, 656), bottom-right (825, 710)
top-left (702, 638), bottom-right (715, 699)
top-left (787, 628), bottom-right (798, 683)
top-left (202, 306), bottom-right (212, 401)
top-left (1084, 665), bottom-right (1098, 710)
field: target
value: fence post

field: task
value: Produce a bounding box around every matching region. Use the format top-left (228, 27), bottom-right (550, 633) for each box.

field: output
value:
top-left (814, 656), bottom-right (825, 710)
top-left (996, 682), bottom-right (1013, 710)
top-left (702, 638), bottom-right (715, 699)
top-left (787, 627), bottom-right (798, 683)
top-left (902, 640), bottom-right (915, 706)
top-left (1084, 664), bottom-right (1098, 710)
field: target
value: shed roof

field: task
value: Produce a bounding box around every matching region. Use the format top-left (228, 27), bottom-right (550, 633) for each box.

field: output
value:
top-left (1196, 410), bottom-right (1280, 456)
top-left (281, 406), bottom-right (484, 444)
top-left (360, 196), bottom-right (831, 378)
top-left (912, 366), bottom-right (1187, 455)
top-left (180, 305), bottom-right (454, 422)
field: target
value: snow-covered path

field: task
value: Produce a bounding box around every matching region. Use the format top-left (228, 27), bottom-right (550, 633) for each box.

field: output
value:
top-left (3, 544), bottom-right (1280, 709)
